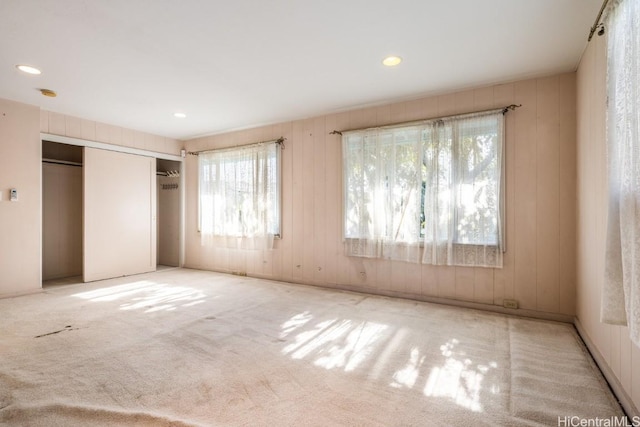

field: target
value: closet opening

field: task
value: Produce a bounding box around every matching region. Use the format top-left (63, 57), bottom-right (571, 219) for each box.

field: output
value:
top-left (156, 159), bottom-right (181, 269)
top-left (42, 141), bottom-right (83, 286)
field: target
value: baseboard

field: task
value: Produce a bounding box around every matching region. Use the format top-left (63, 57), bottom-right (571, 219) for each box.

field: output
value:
top-left (182, 265), bottom-right (574, 323)
top-left (0, 287), bottom-right (43, 300)
top-left (332, 285), bottom-right (576, 324)
top-left (574, 317), bottom-right (639, 419)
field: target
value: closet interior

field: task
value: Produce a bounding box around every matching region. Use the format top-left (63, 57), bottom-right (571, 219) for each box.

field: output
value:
top-left (156, 159), bottom-right (181, 268)
top-left (42, 141), bottom-right (83, 282)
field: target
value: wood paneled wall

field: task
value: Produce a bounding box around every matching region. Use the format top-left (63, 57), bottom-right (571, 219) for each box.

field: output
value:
top-left (40, 110), bottom-right (182, 156)
top-left (0, 99), bottom-right (41, 296)
top-left (184, 73), bottom-right (576, 317)
top-left (576, 34), bottom-right (640, 411)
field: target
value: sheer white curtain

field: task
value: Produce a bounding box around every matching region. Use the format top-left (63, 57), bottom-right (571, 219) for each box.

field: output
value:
top-left (422, 112), bottom-right (504, 268)
top-left (342, 111), bottom-right (504, 266)
top-left (343, 127), bottom-right (423, 262)
top-left (601, 0), bottom-right (640, 345)
top-left (199, 142), bottom-right (278, 250)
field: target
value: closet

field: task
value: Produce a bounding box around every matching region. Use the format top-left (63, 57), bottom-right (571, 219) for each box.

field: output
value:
top-left (156, 159), bottom-right (181, 267)
top-left (42, 141), bottom-right (83, 281)
top-left (42, 135), bottom-right (183, 285)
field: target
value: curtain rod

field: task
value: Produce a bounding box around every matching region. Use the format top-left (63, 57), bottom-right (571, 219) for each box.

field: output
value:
top-left (187, 137), bottom-right (286, 156)
top-left (329, 104), bottom-right (521, 136)
top-left (588, 0), bottom-right (610, 41)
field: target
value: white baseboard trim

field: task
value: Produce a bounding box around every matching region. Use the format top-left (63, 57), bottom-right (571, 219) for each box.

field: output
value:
top-left (574, 318), bottom-right (639, 419)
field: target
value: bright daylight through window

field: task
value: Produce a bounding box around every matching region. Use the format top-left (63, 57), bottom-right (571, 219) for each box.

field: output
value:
top-left (198, 141), bottom-right (281, 250)
top-left (343, 111), bottom-right (504, 268)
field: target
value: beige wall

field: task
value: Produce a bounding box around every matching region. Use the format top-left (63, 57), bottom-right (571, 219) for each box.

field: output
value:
top-left (0, 99), bottom-right (41, 296)
top-left (42, 163), bottom-right (82, 280)
top-left (576, 34), bottom-right (640, 412)
top-left (184, 73), bottom-right (577, 318)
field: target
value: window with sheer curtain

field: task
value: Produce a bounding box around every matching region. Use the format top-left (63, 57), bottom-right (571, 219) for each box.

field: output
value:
top-left (601, 0), bottom-right (640, 346)
top-left (198, 141), bottom-right (280, 250)
top-left (343, 110), bottom-right (504, 267)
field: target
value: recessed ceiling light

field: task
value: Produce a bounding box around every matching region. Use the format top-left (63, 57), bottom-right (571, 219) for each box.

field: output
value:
top-left (16, 64), bottom-right (42, 75)
top-left (173, 112), bottom-right (187, 118)
top-left (39, 89), bottom-right (57, 97)
top-left (382, 56), bottom-right (402, 67)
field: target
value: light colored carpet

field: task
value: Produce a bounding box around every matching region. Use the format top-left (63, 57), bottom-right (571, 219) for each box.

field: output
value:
top-left (0, 268), bottom-right (623, 426)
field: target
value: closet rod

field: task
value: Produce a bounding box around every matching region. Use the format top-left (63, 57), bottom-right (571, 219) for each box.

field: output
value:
top-left (42, 158), bottom-right (82, 167)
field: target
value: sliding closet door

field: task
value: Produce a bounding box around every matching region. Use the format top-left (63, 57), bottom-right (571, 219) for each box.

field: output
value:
top-left (84, 148), bottom-right (156, 282)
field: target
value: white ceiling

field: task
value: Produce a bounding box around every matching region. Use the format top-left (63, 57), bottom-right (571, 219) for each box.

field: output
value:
top-left (0, 0), bottom-right (601, 140)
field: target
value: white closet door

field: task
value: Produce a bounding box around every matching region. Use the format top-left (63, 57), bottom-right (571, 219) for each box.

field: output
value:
top-left (84, 148), bottom-right (156, 282)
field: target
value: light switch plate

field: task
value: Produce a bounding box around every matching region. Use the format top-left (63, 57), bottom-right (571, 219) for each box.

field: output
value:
top-left (10, 188), bottom-right (17, 201)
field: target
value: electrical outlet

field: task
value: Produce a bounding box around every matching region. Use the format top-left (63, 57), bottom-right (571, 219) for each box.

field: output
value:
top-left (503, 299), bottom-right (519, 309)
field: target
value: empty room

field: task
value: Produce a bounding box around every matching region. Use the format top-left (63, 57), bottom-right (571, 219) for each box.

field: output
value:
top-left (1, 0), bottom-right (638, 425)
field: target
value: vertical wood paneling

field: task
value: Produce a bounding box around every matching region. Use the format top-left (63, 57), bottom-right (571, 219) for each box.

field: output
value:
top-left (390, 261), bottom-right (408, 294)
top-left (182, 74), bottom-right (578, 320)
top-left (65, 116), bottom-right (82, 138)
top-left (95, 122), bottom-right (110, 143)
top-left (122, 128), bottom-right (134, 147)
top-left (611, 325), bottom-right (622, 378)
top-left (313, 116), bottom-right (326, 284)
top-left (455, 267), bottom-right (475, 302)
top-left (633, 346), bottom-right (640, 405)
top-left (302, 119), bottom-right (315, 283)
top-left (404, 99), bottom-right (423, 122)
top-left (40, 110), bottom-right (49, 133)
top-left (513, 80), bottom-right (538, 310)
top-left (421, 264), bottom-right (438, 296)
top-left (404, 263), bottom-right (422, 295)
top-left (474, 268), bottom-right (494, 304)
top-left (323, 114), bottom-right (340, 285)
top-left (437, 94), bottom-right (455, 117)
top-left (291, 120), bottom-right (304, 281)
top-left (374, 258), bottom-right (391, 291)
top-left (335, 112), bottom-right (351, 287)
top-left (558, 73), bottom-right (577, 316)
top-left (494, 83), bottom-right (516, 305)
top-left (437, 266), bottom-right (456, 299)
top-left (621, 326), bottom-right (632, 392)
top-left (536, 76), bottom-right (560, 313)
top-left (421, 97), bottom-right (438, 119)
top-left (81, 119), bottom-right (96, 141)
top-left (42, 111), bottom-right (181, 155)
top-left (473, 86), bottom-right (495, 111)
top-left (49, 112), bottom-right (66, 135)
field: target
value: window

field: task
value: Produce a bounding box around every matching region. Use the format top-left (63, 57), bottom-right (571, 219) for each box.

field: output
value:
top-left (198, 141), bottom-right (281, 250)
top-left (343, 111), bottom-right (504, 267)
top-left (601, 0), bottom-right (640, 344)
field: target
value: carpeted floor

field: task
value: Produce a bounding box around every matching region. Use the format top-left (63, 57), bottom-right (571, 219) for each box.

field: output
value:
top-left (0, 268), bottom-right (624, 426)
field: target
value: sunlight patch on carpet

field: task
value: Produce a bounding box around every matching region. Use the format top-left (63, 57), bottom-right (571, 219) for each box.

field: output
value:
top-left (281, 314), bottom-right (387, 372)
top-left (72, 280), bottom-right (207, 313)
top-left (422, 338), bottom-right (494, 412)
